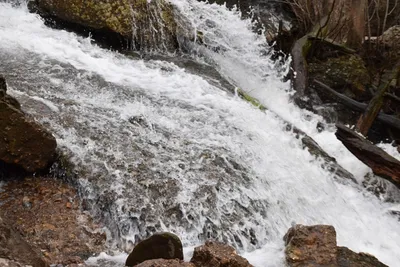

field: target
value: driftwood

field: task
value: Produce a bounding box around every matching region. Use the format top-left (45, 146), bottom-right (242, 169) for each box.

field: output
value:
top-left (313, 80), bottom-right (400, 131)
top-left (336, 124), bottom-right (400, 189)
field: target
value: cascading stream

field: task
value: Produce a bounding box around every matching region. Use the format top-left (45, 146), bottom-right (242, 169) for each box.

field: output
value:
top-left (0, 1), bottom-right (399, 266)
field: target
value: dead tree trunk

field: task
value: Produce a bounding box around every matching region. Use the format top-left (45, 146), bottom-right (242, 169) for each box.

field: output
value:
top-left (336, 124), bottom-right (400, 189)
top-left (346, 0), bottom-right (367, 48)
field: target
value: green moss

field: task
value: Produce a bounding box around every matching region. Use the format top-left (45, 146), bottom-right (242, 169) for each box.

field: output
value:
top-left (236, 88), bottom-right (266, 111)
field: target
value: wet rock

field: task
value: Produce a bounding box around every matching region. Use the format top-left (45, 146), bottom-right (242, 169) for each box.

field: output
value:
top-left (0, 216), bottom-right (48, 267)
top-left (0, 177), bottom-right (106, 265)
top-left (284, 224), bottom-right (338, 266)
top-left (284, 224), bottom-right (388, 267)
top-left (125, 232), bottom-right (184, 266)
top-left (337, 247), bottom-right (388, 267)
top-left (28, 0), bottom-right (179, 51)
top-left (135, 259), bottom-right (195, 267)
top-left (0, 79), bottom-right (57, 173)
top-left (190, 241), bottom-right (253, 267)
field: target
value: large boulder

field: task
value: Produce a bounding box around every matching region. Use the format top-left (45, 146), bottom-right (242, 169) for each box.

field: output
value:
top-left (190, 241), bottom-right (253, 267)
top-left (136, 259), bottom-right (195, 267)
top-left (0, 216), bottom-right (48, 267)
top-left (125, 232), bottom-right (184, 266)
top-left (0, 76), bottom-right (57, 173)
top-left (284, 224), bottom-right (338, 266)
top-left (284, 224), bottom-right (388, 267)
top-left (28, 0), bottom-right (179, 51)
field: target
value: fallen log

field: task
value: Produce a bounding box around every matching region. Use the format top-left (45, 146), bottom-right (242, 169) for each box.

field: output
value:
top-left (313, 80), bottom-right (400, 131)
top-left (335, 124), bottom-right (400, 189)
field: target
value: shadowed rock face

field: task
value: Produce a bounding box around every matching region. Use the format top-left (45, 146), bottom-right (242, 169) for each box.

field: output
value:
top-left (284, 224), bottom-right (388, 267)
top-left (136, 259), bottom-right (195, 267)
top-left (190, 241), bottom-right (253, 267)
top-left (125, 232), bottom-right (184, 266)
top-left (0, 76), bottom-right (56, 173)
top-left (28, 0), bottom-right (179, 51)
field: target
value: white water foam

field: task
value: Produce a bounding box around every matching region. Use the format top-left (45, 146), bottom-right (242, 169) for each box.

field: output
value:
top-left (0, 2), bottom-right (399, 266)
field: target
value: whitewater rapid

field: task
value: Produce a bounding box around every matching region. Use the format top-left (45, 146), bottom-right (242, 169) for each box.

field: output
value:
top-left (0, 1), bottom-right (399, 266)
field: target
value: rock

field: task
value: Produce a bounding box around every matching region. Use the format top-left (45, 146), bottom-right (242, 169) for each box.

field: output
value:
top-left (0, 216), bottom-right (48, 267)
top-left (378, 25), bottom-right (400, 49)
top-left (190, 241), bottom-right (252, 267)
top-left (0, 177), bottom-right (106, 265)
top-left (284, 224), bottom-right (338, 266)
top-left (337, 247), bottom-right (388, 267)
top-left (309, 54), bottom-right (370, 101)
top-left (0, 81), bottom-right (56, 173)
top-left (0, 258), bottom-right (26, 267)
top-left (135, 259), bottom-right (195, 267)
top-left (28, 0), bottom-right (179, 51)
top-left (284, 224), bottom-right (388, 267)
top-left (125, 232), bottom-right (184, 266)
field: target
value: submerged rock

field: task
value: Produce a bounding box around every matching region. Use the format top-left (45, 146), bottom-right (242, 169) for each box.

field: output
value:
top-left (136, 259), bottom-right (195, 267)
top-left (190, 241), bottom-right (253, 267)
top-left (28, 0), bottom-right (179, 51)
top-left (0, 216), bottom-right (48, 267)
top-left (125, 232), bottom-right (184, 266)
top-left (284, 224), bottom-right (388, 267)
top-left (0, 77), bottom-right (56, 173)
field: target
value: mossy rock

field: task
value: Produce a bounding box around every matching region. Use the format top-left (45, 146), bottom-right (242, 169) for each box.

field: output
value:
top-left (125, 232), bottom-right (183, 266)
top-left (29, 0), bottom-right (179, 51)
top-left (309, 55), bottom-right (370, 100)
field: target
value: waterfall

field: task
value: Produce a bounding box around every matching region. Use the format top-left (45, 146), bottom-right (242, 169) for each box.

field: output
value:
top-left (0, 1), bottom-right (399, 266)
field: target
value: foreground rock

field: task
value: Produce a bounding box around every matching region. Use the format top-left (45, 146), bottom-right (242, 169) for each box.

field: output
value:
top-left (284, 224), bottom-right (387, 267)
top-left (136, 259), bottom-right (195, 267)
top-left (125, 233), bottom-right (183, 266)
top-left (0, 76), bottom-right (56, 173)
top-left (28, 0), bottom-right (179, 51)
top-left (0, 216), bottom-right (48, 267)
top-left (190, 241), bottom-right (253, 267)
top-left (0, 177), bottom-right (106, 265)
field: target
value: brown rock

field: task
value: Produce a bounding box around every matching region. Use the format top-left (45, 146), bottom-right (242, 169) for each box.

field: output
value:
top-left (337, 247), bottom-right (388, 267)
top-left (0, 216), bottom-right (48, 267)
top-left (190, 241), bottom-right (252, 267)
top-left (284, 224), bottom-right (337, 267)
top-left (0, 84), bottom-right (56, 172)
top-left (0, 177), bottom-right (106, 265)
top-left (0, 258), bottom-right (25, 267)
top-left (125, 232), bottom-right (184, 266)
top-left (283, 224), bottom-right (388, 267)
top-left (135, 259), bottom-right (195, 267)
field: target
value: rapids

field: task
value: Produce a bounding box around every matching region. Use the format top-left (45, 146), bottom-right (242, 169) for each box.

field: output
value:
top-left (0, 1), bottom-right (399, 266)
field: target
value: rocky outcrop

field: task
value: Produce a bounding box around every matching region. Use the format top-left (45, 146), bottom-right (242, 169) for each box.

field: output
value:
top-left (0, 216), bottom-right (48, 267)
top-left (284, 224), bottom-right (388, 267)
top-left (28, 0), bottom-right (179, 51)
top-left (125, 232), bottom-right (184, 266)
top-left (0, 76), bottom-right (56, 173)
top-left (190, 241), bottom-right (253, 267)
top-left (309, 54), bottom-right (370, 101)
top-left (0, 177), bottom-right (106, 265)
top-left (136, 259), bottom-right (195, 267)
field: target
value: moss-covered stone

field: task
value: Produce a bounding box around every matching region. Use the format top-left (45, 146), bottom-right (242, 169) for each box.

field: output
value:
top-left (29, 0), bottom-right (179, 51)
top-left (309, 55), bottom-right (371, 100)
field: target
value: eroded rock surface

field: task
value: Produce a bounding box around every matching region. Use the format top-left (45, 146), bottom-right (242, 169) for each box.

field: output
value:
top-left (190, 241), bottom-right (253, 267)
top-left (0, 216), bottom-right (48, 267)
top-left (0, 177), bottom-right (106, 265)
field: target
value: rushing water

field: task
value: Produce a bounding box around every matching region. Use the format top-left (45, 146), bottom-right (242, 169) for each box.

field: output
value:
top-left (0, 1), bottom-right (400, 266)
